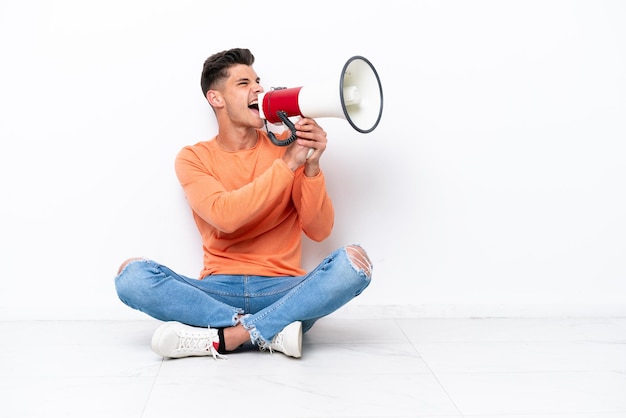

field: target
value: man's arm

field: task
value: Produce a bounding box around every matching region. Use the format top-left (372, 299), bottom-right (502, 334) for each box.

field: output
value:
top-left (176, 148), bottom-right (295, 234)
top-left (292, 169), bottom-right (334, 242)
top-left (288, 118), bottom-right (334, 241)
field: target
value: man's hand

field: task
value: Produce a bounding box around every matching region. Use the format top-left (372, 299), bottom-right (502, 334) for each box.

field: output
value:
top-left (282, 118), bottom-right (327, 176)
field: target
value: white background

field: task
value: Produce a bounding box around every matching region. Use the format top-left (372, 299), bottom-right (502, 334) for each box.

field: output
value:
top-left (1, 0), bottom-right (624, 320)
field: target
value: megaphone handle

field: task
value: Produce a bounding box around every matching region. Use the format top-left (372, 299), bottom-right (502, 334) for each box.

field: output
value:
top-left (267, 111), bottom-right (298, 147)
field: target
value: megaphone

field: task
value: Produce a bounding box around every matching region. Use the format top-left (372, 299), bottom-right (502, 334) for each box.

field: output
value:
top-left (258, 55), bottom-right (383, 146)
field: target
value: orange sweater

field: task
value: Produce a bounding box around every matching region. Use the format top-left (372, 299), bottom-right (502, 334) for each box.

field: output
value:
top-left (175, 130), bottom-right (334, 279)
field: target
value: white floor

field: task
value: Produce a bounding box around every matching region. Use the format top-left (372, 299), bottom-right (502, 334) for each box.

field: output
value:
top-left (1, 317), bottom-right (626, 418)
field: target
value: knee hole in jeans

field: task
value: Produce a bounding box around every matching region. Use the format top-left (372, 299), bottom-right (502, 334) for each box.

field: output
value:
top-left (345, 245), bottom-right (373, 277)
top-left (117, 257), bottom-right (144, 275)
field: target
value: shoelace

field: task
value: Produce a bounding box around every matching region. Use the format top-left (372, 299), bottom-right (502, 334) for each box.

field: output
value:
top-left (267, 331), bottom-right (284, 354)
top-left (178, 331), bottom-right (227, 360)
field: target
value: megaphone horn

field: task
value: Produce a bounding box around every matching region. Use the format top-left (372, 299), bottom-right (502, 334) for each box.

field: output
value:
top-left (258, 56), bottom-right (383, 146)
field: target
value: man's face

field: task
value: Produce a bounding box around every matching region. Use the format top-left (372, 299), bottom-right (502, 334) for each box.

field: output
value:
top-left (219, 64), bottom-right (265, 129)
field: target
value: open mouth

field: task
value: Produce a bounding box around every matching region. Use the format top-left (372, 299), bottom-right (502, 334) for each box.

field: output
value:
top-left (248, 100), bottom-right (259, 111)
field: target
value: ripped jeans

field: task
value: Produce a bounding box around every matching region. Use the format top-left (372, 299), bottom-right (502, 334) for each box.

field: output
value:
top-left (114, 245), bottom-right (372, 349)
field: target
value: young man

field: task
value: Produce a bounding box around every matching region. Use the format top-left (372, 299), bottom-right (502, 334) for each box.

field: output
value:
top-left (114, 48), bottom-right (372, 359)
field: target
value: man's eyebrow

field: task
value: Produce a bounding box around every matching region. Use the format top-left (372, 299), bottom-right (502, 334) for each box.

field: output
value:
top-left (235, 77), bottom-right (260, 83)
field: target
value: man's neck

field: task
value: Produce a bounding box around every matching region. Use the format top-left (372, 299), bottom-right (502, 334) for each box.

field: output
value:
top-left (215, 126), bottom-right (259, 151)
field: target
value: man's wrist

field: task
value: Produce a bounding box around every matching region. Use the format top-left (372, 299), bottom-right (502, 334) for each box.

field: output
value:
top-left (304, 163), bottom-right (320, 177)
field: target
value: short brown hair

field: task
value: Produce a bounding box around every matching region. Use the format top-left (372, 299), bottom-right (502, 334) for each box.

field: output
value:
top-left (200, 48), bottom-right (255, 97)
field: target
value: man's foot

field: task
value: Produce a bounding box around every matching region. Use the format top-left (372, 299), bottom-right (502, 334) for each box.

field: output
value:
top-left (268, 321), bottom-right (303, 358)
top-left (151, 321), bottom-right (226, 359)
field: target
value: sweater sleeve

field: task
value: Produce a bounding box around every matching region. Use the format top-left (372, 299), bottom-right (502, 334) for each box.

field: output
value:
top-left (175, 146), bottom-right (296, 235)
top-left (292, 168), bottom-right (334, 242)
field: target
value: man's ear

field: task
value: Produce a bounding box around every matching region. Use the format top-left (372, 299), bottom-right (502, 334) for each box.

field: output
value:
top-left (206, 90), bottom-right (223, 107)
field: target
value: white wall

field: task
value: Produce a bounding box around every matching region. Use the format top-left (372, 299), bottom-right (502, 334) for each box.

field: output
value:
top-left (1, 0), bottom-right (625, 320)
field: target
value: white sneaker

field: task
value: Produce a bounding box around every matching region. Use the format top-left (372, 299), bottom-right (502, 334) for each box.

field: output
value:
top-left (151, 321), bottom-right (226, 359)
top-left (268, 321), bottom-right (303, 358)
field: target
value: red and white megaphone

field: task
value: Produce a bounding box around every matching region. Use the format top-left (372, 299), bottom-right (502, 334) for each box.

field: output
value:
top-left (258, 55), bottom-right (383, 146)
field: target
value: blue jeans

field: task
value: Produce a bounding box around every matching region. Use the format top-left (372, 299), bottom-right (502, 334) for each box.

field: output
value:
top-left (114, 245), bottom-right (371, 348)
